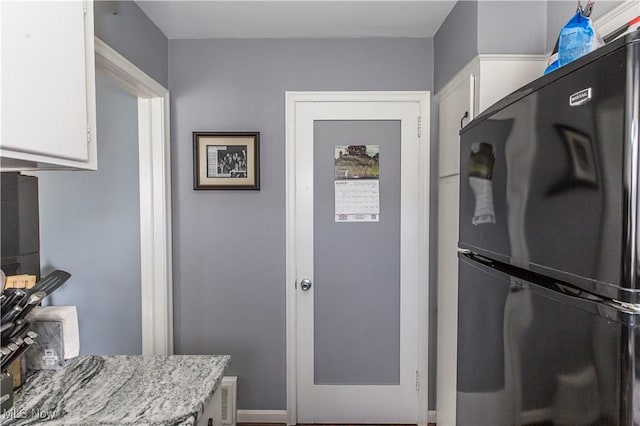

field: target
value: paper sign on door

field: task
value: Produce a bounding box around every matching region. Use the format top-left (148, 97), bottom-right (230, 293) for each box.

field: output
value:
top-left (334, 145), bottom-right (380, 222)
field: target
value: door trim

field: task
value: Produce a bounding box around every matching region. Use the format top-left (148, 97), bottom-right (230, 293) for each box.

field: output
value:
top-left (285, 91), bottom-right (430, 425)
top-left (95, 38), bottom-right (173, 355)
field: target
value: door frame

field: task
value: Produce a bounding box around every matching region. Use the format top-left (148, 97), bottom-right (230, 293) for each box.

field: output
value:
top-left (285, 91), bottom-right (430, 425)
top-left (94, 38), bottom-right (173, 355)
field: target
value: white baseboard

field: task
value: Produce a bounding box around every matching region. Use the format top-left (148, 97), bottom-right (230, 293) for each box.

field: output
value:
top-left (236, 410), bottom-right (288, 423)
top-left (238, 408), bottom-right (437, 424)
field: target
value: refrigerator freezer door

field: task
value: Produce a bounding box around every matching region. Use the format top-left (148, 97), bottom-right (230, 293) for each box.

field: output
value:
top-left (457, 253), bottom-right (638, 426)
top-left (458, 38), bottom-right (640, 302)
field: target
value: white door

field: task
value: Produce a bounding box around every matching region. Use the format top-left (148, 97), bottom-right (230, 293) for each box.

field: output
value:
top-left (287, 92), bottom-right (430, 424)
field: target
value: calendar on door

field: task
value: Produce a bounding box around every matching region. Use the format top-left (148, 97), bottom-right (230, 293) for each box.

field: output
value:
top-left (334, 145), bottom-right (380, 222)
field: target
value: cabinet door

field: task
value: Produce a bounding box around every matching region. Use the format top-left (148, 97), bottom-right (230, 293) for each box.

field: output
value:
top-left (438, 75), bottom-right (474, 178)
top-left (197, 390), bottom-right (222, 426)
top-left (436, 174), bottom-right (460, 426)
top-left (1, 1), bottom-right (92, 165)
top-left (477, 59), bottom-right (546, 113)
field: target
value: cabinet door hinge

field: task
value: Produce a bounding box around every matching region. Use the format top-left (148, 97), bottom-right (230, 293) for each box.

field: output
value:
top-left (83, 0), bottom-right (87, 15)
top-left (417, 116), bottom-right (422, 138)
top-left (415, 370), bottom-right (420, 391)
top-left (87, 126), bottom-right (91, 143)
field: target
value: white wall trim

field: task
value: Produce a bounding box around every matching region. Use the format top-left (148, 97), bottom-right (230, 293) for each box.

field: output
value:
top-left (436, 54), bottom-right (547, 101)
top-left (285, 91), bottom-right (430, 426)
top-left (94, 38), bottom-right (167, 99)
top-left (236, 410), bottom-right (288, 423)
top-left (436, 57), bottom-right (480, 101)
top-left (477, 54), bottom-right (548, 62)
top-left (285, 91), bottom-right (298, 426)
top-left (95, 37), bottom-right (174, 355)
top-left (417, 92), bottom-right (431, 426)
top-left (593, 0), bottom-right (640, 38)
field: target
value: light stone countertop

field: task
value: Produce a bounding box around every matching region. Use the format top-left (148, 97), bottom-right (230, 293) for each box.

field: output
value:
top-left (2, 354), bottom-right (231, 425)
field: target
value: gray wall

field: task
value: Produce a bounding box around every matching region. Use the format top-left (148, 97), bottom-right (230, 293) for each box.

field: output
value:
top-left (169, 37), bottom-right (434, 410)
top-left (434, 0), bottom-right (478, 92)
top-left (95, 1), bottom-right (169, 88)
top-left (38, 74), bottom-right (142, 355)
top-left (477, 1), bottom-right (547, 54)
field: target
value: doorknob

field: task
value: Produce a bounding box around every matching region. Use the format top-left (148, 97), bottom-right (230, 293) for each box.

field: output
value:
top-left (300, 279), bottom-right (312, 291)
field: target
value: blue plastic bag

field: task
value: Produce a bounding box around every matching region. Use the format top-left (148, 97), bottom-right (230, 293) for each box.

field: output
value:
top-left (558, 11), bottom-right (598, 67)
top-left (543, 59), bottom-right (560, 75)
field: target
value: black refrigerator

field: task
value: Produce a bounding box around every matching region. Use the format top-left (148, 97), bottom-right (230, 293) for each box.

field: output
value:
top-left (456, 30), bottom-right (640, 425)
top-left (1, 173), bottom-right (40, 279)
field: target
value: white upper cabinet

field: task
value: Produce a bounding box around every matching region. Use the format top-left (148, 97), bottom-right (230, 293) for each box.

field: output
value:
top-left (475, 58), bottom-right (548, 113)
top-left (1, 0), bottom-right (97, 171)
top-left (437, 56), bottom-right (547, 178)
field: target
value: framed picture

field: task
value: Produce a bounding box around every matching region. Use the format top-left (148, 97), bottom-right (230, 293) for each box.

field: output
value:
top-left (193, 132), bottom-right (260, 190)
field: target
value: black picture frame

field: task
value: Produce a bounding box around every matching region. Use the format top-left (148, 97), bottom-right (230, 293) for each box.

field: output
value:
top-left (193, 132), bottom-right (260, 190)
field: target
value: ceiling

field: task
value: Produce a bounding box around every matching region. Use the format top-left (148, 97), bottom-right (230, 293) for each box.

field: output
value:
top-left (135, 1), bottom-right (458, 39)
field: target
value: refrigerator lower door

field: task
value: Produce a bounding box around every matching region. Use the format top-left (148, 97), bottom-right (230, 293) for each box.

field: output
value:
top-left (457, 253), bottom-right (638, 426)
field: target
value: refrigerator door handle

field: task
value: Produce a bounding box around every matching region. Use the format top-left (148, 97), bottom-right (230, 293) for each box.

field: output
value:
top-left (610, 300), bottom-right (640, 313)
top-left (460, 252), bottom-right (637, 324)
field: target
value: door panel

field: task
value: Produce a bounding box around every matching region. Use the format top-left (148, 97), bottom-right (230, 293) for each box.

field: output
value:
top-left (313, 120), bottom-right (401, 386)
top-left (294, 99), bottom-right (424, 423)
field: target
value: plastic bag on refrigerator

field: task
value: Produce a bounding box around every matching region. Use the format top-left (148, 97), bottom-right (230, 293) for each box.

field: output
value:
top-left (544, 1), bottom-right (604, 74)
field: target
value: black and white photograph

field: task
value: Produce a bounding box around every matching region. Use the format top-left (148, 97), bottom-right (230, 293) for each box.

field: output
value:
top-left (207, 145), bottom-right (248, 178)
top-left (193, 132), bottom-right (260, 190)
